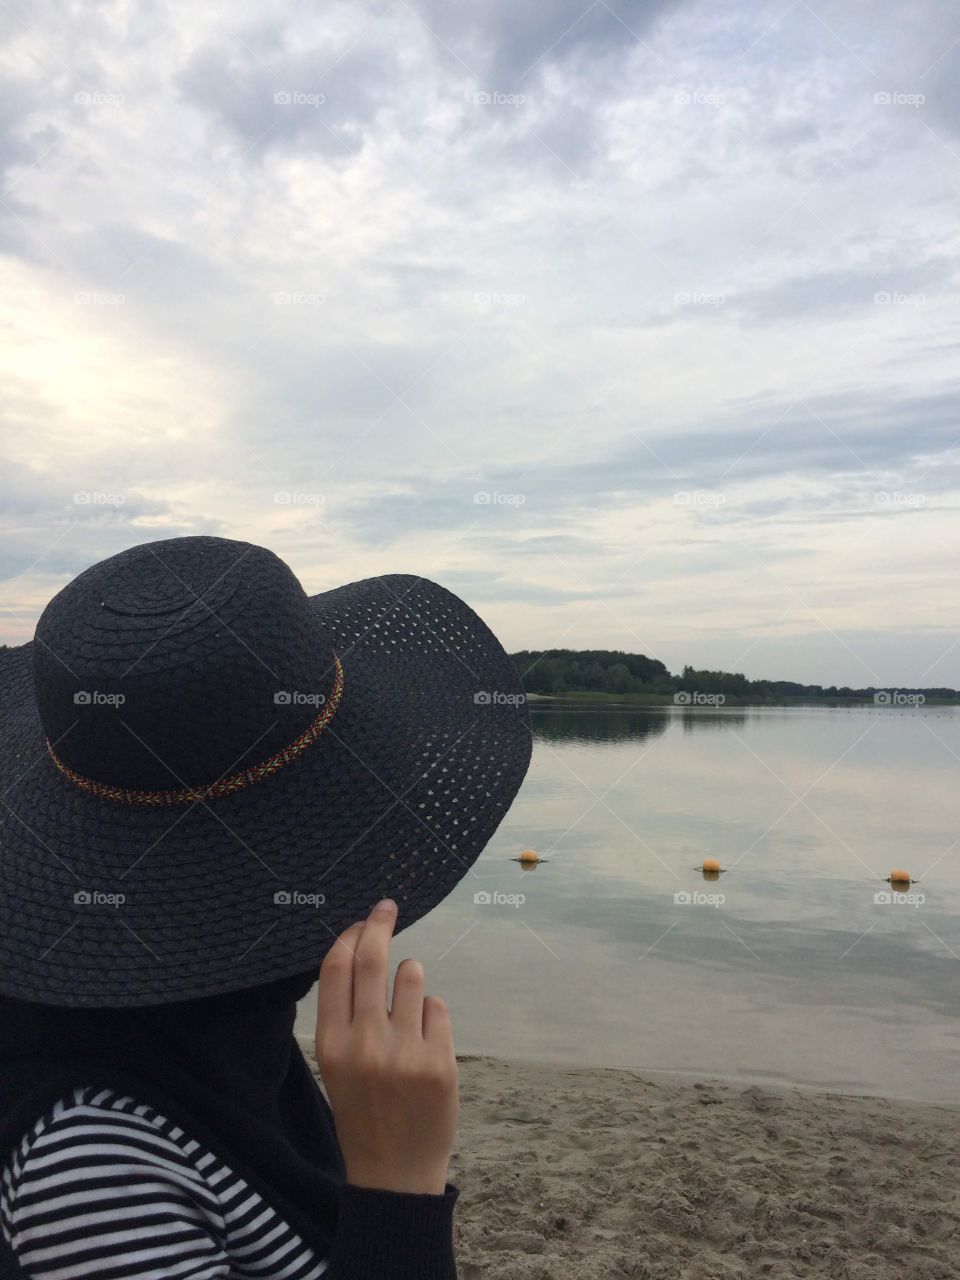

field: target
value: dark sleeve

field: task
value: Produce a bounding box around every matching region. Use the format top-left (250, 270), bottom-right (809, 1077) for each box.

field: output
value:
top-left (325, 1182), bottom-right (459, 1280)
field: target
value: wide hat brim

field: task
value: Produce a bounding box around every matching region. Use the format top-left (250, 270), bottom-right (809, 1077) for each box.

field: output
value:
top-left (0, 573), bottom-right (532, 1007)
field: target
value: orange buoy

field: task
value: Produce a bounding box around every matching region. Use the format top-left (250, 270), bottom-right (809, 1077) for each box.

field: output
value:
top-left (889, 869), bottom-right (911, 885)
top-left (519, 849), bottom-right (539, 865)
top-left (702, 858), bottom-right (721, 873)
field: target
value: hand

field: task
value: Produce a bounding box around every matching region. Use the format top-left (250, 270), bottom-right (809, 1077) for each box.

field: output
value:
top-left (315, 898), bottom-right (459, 1196)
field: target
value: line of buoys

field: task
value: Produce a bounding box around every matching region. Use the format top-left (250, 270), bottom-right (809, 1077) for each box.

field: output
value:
top-left (514, 851), bottom-right (918, 892)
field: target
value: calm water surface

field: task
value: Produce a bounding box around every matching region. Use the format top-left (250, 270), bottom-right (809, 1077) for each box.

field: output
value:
top-left (299, 703), bottom-right (960, 1103)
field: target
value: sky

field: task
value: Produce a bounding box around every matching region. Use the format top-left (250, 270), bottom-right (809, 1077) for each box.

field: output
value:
top-left (1, 0), bottom-right (959, 686)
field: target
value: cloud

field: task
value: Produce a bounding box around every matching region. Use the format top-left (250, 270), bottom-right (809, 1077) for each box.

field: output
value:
top-left (177, 17), bottom-right (400, 159)
top-left (412, 0), bottom-right (683, 89)
top-left (726, 260), bottom-right (954, 324)
top-left (328, 381), bottom-right (960, 542)
top-left (0, 0), bottom-right (959, 683)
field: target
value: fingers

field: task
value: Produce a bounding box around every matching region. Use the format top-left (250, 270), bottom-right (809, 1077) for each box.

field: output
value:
top-left (352, 898), bottom-right (398, 1021)
top-left (390, 958), bottom-right (425, 1036)
top-left (317, 921), bottom-right (364, 1028)
top-left (422, 994), bottom-right (454, 1051)
top-left (318, 901), bottom-right (450, 1051)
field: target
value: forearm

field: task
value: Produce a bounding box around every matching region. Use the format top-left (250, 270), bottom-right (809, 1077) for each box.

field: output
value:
top-left (325, 1181), bottom-right (460, 1280)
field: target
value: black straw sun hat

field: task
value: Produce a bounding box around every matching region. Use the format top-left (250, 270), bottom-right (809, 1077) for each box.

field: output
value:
top-left (0, 536), bottom-right (531, 1007)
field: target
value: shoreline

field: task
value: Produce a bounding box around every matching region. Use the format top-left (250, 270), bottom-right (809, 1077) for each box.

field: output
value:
top-left (304, 1048), bottom-right (960, 1278)
top-left (296, 1037), bottom-right (959, 1109)
top-left (526, 692), bottom-right (960, 709)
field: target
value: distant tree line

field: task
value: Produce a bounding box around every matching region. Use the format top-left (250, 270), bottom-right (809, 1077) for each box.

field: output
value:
top-left (510, 649), bottom-right (674, 696)
top-left (509, 649), bottom-right (959, 701)
top-left (0, 637), bottom-right (952, 702)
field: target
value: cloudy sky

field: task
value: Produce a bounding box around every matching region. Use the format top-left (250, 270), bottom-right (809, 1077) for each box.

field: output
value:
top-left (1, 0), bottom-right (958, 685)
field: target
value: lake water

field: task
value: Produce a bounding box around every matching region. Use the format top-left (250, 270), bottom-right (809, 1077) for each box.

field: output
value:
top-left (298, 703), bottom-right (960, 1103)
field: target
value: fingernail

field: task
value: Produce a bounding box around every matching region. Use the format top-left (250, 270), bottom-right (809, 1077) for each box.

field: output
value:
top-left (376, 898), bottom-right (397, 912)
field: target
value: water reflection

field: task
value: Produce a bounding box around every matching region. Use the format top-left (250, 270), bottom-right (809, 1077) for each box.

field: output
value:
top-left (530, 705), bottom-right (669, 744)
top-left (530, 703), bottom-right (752, 743)
top-left (675, 707), bottom-right (749, 732)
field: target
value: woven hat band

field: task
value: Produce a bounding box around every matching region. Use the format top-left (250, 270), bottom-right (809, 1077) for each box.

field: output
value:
top-left (46, 654), bottom-right (344, 807)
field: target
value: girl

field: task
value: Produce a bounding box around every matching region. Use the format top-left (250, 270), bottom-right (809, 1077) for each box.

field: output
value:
top-left (0, 536), bottom-right (531, 1279)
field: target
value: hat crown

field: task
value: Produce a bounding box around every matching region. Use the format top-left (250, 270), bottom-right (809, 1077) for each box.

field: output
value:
top-left (34, 537), bottom-right (331, 790)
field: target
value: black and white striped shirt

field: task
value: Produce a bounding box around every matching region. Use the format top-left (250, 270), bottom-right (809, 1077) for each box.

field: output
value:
top-left (0, 1086), bottom-right (329, 1279)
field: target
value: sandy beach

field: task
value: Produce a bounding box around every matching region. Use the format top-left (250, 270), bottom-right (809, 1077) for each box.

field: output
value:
top-left (305, 1046), bottom-right (960, 1278)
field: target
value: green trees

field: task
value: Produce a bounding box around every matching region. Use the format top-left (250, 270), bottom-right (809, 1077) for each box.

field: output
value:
top-left (511, 649), bottom-right (672, 696)
top-left (509, 650), bottom-right (959, 702)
